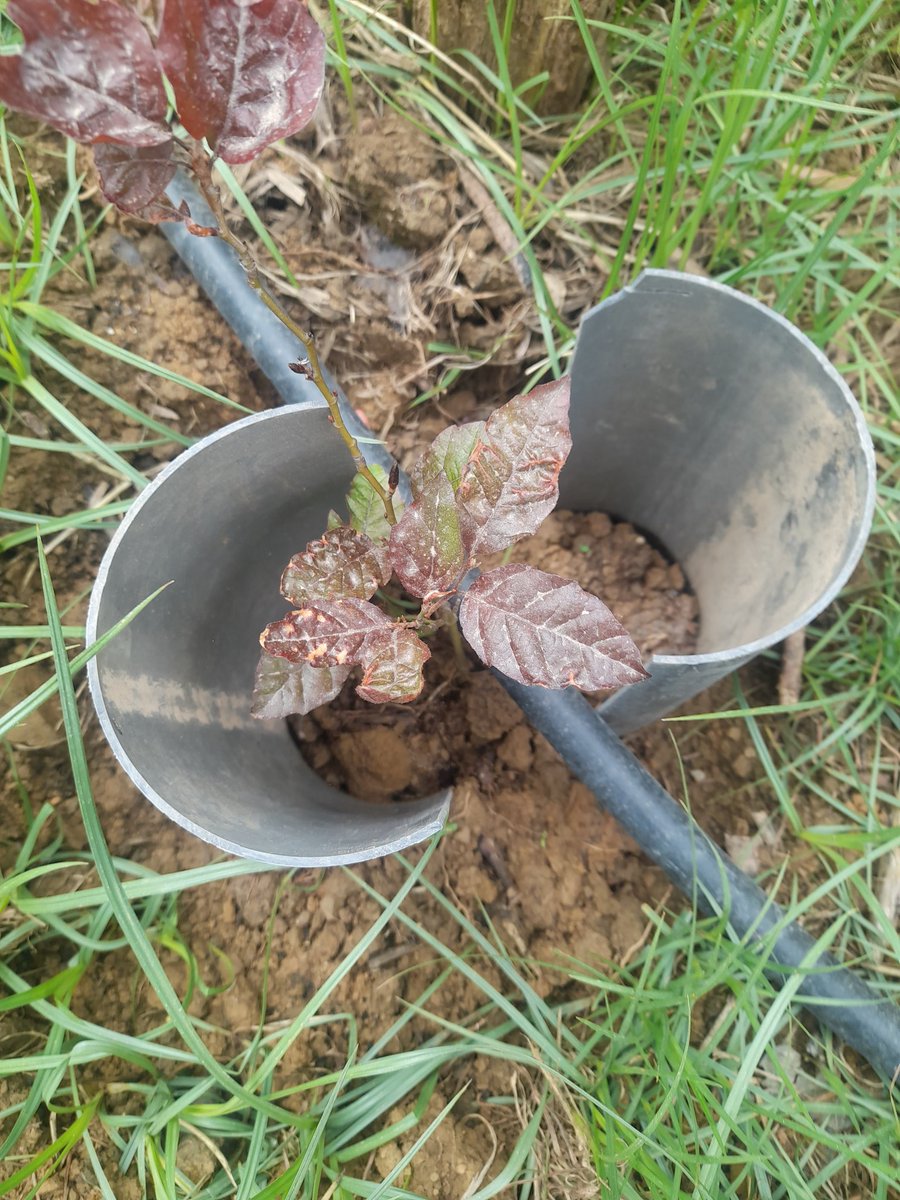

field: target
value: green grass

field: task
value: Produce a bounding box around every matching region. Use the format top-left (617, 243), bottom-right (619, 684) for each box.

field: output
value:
top-left (0, 117), bottom-right (250, 732)
top-left (2, 0), bottom-right (899, 1196)
top-left (329, 0), bottom-right (897, 394)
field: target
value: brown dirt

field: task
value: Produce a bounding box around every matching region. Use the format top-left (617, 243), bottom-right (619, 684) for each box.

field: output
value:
top-left (0, 94), bottom-right (805, 1197)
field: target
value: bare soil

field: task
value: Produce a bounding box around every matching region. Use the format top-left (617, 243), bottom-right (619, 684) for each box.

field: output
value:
top-left (1, 98), bottom-right (793, 1197)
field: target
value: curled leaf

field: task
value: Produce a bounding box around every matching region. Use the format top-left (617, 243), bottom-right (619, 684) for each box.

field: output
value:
top-left (0, 0), bottom-right (169, 148)
top-left (261, 598), bottom-right (393, 668)
top-left (158, 0), bottom-right (326, 164)
top-left (356, 627), bottom-right (431, 704)
top-left (388, 475), bottom-right (468, 605)
top-left (93, 139), bottom-right (176, 217)
top-left (458, 377), bottom-right (572, 558)
top-left (459, 563), bottom-right (647, 691)
top-left (409, 420), bottom-right (485, 497)
top-left (281, 526), bottom-right (391, 606)
top-left (251, 649), bottom-right (348, 719)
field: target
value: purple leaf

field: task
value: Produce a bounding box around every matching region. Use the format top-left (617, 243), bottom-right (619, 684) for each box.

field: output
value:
top-left (93, 139), bottom-right (177, 217)
top-left (0, 0), bottom-right (169, 148)
top-left (281, 526), bottom-right (391, 606)
top-left (356, 627), bottom-right (431, 704)
top-left (251, 649), bottom-right (348, 718)
top-left (458, 377), bottom-right (572, 558)
top-left (157, 0), bottom-right (326, 164)
top-left (388, 474), bottom-right (468, 605)
top-left (409, 420), bottom-right (485, 497)
top-left (260, 598), bottom-right (393, 669)
top-left (458, 563), bottom-right (648, 691)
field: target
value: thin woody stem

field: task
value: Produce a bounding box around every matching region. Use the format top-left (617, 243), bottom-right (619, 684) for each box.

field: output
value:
top-left (440, 602), bottom-right (469, 670)
top-left (193, 153), bottom-right (396, 525)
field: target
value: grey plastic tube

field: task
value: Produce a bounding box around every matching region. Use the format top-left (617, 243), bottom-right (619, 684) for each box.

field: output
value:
top-left (159, 172), bottom-right (900, 1086)
top-left (496, 676), bottom-right (900, 1085)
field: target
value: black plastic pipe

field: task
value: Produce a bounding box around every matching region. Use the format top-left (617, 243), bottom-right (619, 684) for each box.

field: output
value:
top-left (161, 173), bottom-right (402, 492)
top-left (160, 173), bottom-right (900, 1087)
top-left (496, 677), bottom-right (900, 1085)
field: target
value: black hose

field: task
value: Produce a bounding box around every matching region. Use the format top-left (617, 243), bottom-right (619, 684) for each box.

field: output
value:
top-left (160, 171), bottom-right (900, 1087)
top-left (496, 676), bottom-right (900, 1085)
top-left (161, 172), bottom-right (402, 491)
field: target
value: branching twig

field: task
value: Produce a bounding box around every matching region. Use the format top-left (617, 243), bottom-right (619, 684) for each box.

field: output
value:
top-left (191, 149), bottom-right (397, 525)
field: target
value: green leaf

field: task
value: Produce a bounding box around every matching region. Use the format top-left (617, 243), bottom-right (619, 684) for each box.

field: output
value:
top-left (347, 465), bottom-right (393, 542)
top-left (36, 538), bottom-right (312, 1126)
top-left (0, 963), bottom-right (85, 1013)
top-left (0, 584), bottom-right (169, 740)
top-left (409, 420), bottom-right (484, 496)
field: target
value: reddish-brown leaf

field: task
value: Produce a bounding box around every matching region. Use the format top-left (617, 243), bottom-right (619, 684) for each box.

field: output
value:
top-left (388, 475), bottom-right (468, 605)
top-left (356, 627), bottom-right (431, 704)
top-left (157, 0), bottom-right (326, 164)
top-left (260, 598), bottom-right (393, 669)
top-left (251, 649), bottom-right (348, 718)
top-left (457, 378), bottom-right (572, 558)
top-left (92, 139), bottom-right (177, 217)
top-left (458, 563), bottom-right (647, 691)
top-left (280, 526), bottom-right (391, 606)
top-left (409, 420), bottom-right (484, 498)
top-left (0, 0), bottom-right (169, 148)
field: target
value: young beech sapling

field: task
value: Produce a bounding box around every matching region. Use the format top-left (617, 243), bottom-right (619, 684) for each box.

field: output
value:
top-left (254, 377), bottom-right (647, 716)
top-left (0, 0), bottom-right (647, 717)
